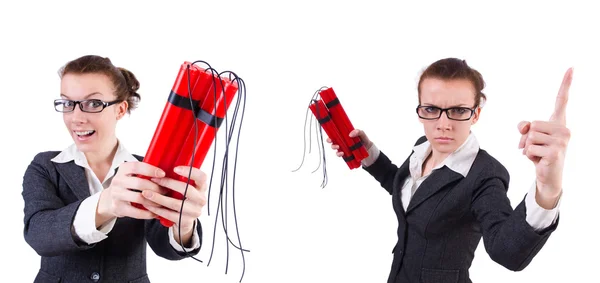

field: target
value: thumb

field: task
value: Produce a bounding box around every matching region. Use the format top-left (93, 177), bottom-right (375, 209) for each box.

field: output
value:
top-left (517, 121), bottom-right (530, 134)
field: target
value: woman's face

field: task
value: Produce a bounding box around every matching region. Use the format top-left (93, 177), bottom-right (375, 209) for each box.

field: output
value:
top-left (59, 73), bottom-right (127, 154)
top-left (418, 77), bottom-right (481, 155)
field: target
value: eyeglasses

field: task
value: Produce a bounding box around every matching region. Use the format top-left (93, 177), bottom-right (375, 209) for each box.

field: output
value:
top-left (416, 105), bottom-right (476, 121)
top-left (54, 99), bottom-right (122, 113)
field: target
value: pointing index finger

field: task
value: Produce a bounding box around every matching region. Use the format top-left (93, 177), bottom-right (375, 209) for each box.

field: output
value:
top-left (550, 67), bottom-right (573, 125)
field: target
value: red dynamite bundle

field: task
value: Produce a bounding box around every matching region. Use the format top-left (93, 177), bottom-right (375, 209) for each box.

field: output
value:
top-left (294, 86), bottom-right (369, 187)
top-left (132, 61), bottom-right (248, 282)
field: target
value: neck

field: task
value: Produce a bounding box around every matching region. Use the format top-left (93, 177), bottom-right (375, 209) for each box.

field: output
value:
top-left (429, 149), bottom-right (451, 168)
top-left (84, 137), bottom-right (119, 168)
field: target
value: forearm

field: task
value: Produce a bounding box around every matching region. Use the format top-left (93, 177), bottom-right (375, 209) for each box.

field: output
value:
top-left (71, 191), bottom-right (117, 245)
top-left (24, 199), bottom-right (94, 256)
top-left (525, 181), bottom-right (561, 231)
top-left (145, 218), bottom-right (202, 260)
top-left (473, 178), bottom-right (558, 271)
top-left (362, 147), bottom-right (400, 194)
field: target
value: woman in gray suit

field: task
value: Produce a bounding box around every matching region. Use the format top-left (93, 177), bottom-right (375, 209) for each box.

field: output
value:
top-left (22, 55), bottom-right (207, 283)
top-left (328, 58), bottom-right (571, 283)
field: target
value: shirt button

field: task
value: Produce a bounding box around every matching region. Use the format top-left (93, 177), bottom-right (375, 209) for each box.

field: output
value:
top-left (90, 272), bottom-right (100, 282)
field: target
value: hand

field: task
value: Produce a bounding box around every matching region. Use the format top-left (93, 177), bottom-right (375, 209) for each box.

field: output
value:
top-left (518, 68), bottom-right (573, 209)
top-left (142, 166), bottom-right (208, 243)
top-left (96, 162), bottom-right (167, 227)
top-left (326, 129), bottom-right (373, 157)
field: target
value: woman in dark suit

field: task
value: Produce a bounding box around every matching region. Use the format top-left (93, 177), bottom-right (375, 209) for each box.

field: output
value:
top-left (328, 58), bottom-right (571, 283)
top-left (22, 55), bottom-right (207, 283)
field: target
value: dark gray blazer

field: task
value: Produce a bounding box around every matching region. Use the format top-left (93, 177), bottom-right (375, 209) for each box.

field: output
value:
top-left (364, 136), bottom-right (558, 283)
top-left (22, 151), bottom-right (202, 283)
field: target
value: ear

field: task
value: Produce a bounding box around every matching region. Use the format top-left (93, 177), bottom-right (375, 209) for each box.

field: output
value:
top-left (116, 100), bottom-right (128, 120)
top-left (471, 107), bottom-right (481, 125)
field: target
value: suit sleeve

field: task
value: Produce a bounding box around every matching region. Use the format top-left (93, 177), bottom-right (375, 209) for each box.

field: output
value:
top-left (362, 150), bottom-right (400, 195)
top-left (22, 153), bottom-right (96, 256)
top-left (471, 175), bottom-right (558, 271)
top-left (144, 218), bottom-right (202, 260)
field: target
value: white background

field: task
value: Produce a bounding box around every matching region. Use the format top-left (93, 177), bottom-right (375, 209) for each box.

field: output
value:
top-left (0, 0), bottom-right (598, 282)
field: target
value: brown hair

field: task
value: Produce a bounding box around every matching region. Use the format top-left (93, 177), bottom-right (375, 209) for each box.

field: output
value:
top-left (59, 55), bottom-right (141, 113)
top-left (417, 58), bottom-right (487, 107)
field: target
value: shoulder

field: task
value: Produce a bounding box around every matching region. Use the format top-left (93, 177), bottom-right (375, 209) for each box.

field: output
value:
top-left (414, 135), bottom-right (428, 146)
top-left (30, 151), bottom-right (62, 164)
top-left (471, 149), bottom-right (510, 187)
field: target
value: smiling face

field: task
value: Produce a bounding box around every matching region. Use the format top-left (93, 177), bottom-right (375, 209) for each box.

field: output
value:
top-left (60, 73), bottom-right (127, 154)
top-left (418, 77), bottom-right (481, 155)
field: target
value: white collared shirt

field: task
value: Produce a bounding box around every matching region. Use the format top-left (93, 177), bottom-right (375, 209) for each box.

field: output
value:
top-left (362, 132), bottom-right (560, 231)
top-left (51, 141), bottom-right (200, 251)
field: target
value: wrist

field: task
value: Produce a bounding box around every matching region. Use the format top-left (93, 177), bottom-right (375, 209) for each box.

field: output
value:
top-left (535, 181), bottom-right (562, 210)
top-left (95, 189), bottom-right (115, 227)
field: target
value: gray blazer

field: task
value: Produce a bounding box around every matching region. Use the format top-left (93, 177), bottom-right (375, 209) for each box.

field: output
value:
top-left (22, 151), bottom-right (202, 283)
top-left (364, 136), bottom-right (558, 283)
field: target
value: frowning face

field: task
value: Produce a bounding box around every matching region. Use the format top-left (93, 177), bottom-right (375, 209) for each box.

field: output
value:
top-left (418, 78), bottom-right (481, 155)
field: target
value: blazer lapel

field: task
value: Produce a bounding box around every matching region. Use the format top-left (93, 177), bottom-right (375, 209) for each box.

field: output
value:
top-left (54, 161), bottom-right (91, 200)
top-left (392, 154), bottom-right (412, 217)
top-left (405, 166), bottom-right (463, 214)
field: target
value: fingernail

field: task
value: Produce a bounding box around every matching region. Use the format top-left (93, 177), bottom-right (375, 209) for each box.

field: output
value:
top-left (156, 169), bottom-right (165, 177)
top-left (143, 191), bottom-right (153, 198)
top-left (174, 167), bottom-right (182, 173)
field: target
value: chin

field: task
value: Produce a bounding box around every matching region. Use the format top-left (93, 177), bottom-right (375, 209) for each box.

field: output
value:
top-left (431, 142), bottom-right (458, 154)
top-left (71, 132), bottom-right (100, 153)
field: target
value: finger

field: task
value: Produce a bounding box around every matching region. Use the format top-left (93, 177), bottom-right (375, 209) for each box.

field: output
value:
top-left (517, 121), bottom-right (530, 149)
top-left (150, 177), bottom-right (202, 203)
top-left (144, 202), bottom-right (197, 223)
top-left (349, 129), bottom-right (360, 138)
top-left (113, 188), bottom-right (162, 207)
top-left (120, 162), bottom-right (166, 178)
top-left (518, 121), bottom-right (530, 134)
top-left (550, 67), bottom-right (573, 125)
top-left (529, 120), bottom-right (569, 135)
top-left (326, 138), bottom-right (332, 144)
top-left (524, 131), bottom-right (554, 150)
top-left (114, 201), bottom-right (157, 219)
top-left (336, 152), bottom-right (344, 157)
top-left (173, 166), bottom-right (207, 187)
top-left (524, 144), bottom-right (552, 163)
top-left (115, 175), bottom-right (167, 195)
top-left (331, 144), bottom-right (339, 150)
top-left (142, 190), bottom-right (203, 213)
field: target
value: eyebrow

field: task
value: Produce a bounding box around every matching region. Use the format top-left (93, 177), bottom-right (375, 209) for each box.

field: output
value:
top-left (60, 92), bottom-right (104, 100)
top-left (422, 103), bottom-right (472, 108)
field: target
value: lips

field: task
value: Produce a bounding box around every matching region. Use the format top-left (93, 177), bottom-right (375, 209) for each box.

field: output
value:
top-left (74, 130), bottom-right (95, 136)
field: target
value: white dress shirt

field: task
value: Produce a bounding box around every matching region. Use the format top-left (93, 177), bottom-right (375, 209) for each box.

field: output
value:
top-left (51, 141), bottom-right (200, 251)
top-left (361, 132), bottom-right (560, 231)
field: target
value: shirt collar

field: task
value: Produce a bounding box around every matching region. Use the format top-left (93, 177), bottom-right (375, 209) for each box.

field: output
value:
top-left (410, 132), bottom-right (480, 178)
top-left (51, 140), bottom-right (138, 172)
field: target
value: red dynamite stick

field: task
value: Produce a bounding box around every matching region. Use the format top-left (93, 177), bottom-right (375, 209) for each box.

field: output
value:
top-left (310, 100), bottom-right (360, 169)
top-left (159, 75), bottom-right (239, 227)
top-left (318, 87), bottom-right (369, 161)
top-left (132, 62), bottom-right (211, 211)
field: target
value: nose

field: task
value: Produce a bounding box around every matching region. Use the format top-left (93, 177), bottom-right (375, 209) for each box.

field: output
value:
top-left (70, 106), bottom-right (88, 124)
top-left (436, 111), bottom-right (452, 131)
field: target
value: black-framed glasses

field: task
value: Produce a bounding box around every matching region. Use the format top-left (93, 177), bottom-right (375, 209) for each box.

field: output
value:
top-left (416, 105), bottom-right (476, 121)
top-left (54, 99), bottom-right (122, 113)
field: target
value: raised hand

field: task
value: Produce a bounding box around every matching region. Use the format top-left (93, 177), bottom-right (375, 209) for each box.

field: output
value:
top-left (517, 68), bottom-right (573, 209)
top-left (326, 129), bottom-right (373, 157)
top-left (96, 162), bottom-right (167, 227)
top-left (142, 166), bottom-right (208, 243)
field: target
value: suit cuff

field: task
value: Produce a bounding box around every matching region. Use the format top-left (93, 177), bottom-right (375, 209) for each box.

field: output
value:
top-left (72, 191), bottom-right (117, 244)
top-left (169, 220), bottom-right (201, 252)
top-left (361, 143), bottom-right (380, 167)
top-left (525, 181), bottom-right (561, 231)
